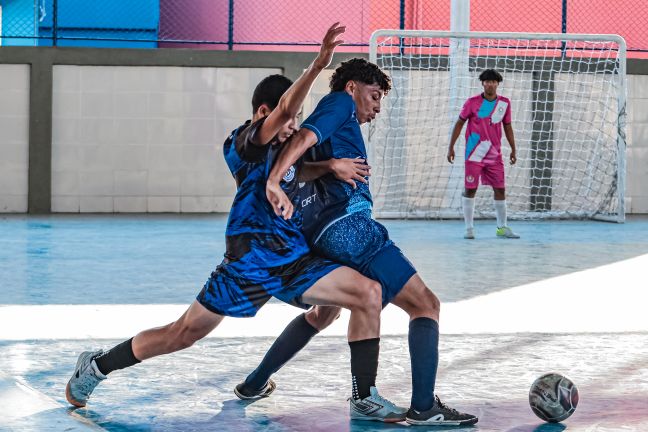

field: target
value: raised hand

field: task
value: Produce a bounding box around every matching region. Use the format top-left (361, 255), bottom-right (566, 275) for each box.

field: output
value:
top-left (266, 181), bottom-right (294, 220)
top-left (313, 22), bottom-right (346, 70)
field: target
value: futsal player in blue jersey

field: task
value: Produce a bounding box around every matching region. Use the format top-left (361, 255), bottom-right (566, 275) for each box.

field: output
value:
top-left (252, 58), bottom-right (478, 426)
top-left (65, 24), bottom-right (405, 422)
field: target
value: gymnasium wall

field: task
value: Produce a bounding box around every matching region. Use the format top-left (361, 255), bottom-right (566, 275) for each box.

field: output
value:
top-left (0, 50), bottom-right (646, 214)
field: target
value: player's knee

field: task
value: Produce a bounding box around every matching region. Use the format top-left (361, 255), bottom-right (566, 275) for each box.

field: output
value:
top-left (357, 280), bottom-right (382, 313)
top-left (307, 306), bottom-right (341, 330)
top-left (168, 322), bottom-right (204, 351)
top-left (411, 288), bottom-right (440, 319)
top-left (464, 189), bottom-right (477, 198)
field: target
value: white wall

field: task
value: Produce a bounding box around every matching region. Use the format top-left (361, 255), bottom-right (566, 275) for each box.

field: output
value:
top-left (0, 64), bottom-right (30, 212)
top-left (0, 64), bottom-right (646, 214)
top-left (51, 66), bottom-right (280, 212)
top-left (627, 75), bottom-right (648, 213)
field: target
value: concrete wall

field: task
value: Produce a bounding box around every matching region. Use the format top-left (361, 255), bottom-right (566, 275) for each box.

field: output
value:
top-left (0, 47), bottom-right (646, 214)
top-left (0, 64), bottom-right (29, 212)
top-left (50, 66), bottom-right (278, 212)
top-left (627, 75), bottom-right (648, 213)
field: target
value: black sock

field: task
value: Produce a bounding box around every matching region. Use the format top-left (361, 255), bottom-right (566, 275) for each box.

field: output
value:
top-left (94, 338), bottom-right (141, 375)
top-left (245, 313), bottom-right (319, 390)
top-left (349, 338), bottom-right (379, 400)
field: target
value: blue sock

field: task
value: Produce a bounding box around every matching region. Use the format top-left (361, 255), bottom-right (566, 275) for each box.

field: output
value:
top-left (409, 317), bottom-right (439, 412)
top-left (244, 313), bottom-right (318, 390)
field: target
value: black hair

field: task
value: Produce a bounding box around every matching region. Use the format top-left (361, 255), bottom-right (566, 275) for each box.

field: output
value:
top-left (479, 69), bottom-right (503, 82)
top-left (329, 58), bottom-right (391, 94)
top-left (251, 74), bottom-right (293, 113)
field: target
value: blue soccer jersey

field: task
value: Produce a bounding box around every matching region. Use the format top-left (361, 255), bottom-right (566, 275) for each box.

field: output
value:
top-left (222, 118), bottom-right (308, 266)
top-left (300, 91), bottom-right (373, 242)
top-left (196, 118), bottom-right (339, 318)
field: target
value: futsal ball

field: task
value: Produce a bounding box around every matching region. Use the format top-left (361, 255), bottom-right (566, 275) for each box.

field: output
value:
top-left (528, 373), bottom-right (579, 423)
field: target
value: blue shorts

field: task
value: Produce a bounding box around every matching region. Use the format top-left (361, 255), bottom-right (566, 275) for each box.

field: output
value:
top-left (196, 254), bottom-right (340, 318)
top-left (313, 211), bottom-right (417, 305)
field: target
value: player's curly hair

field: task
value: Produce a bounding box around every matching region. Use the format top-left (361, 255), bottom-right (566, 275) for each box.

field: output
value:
top-left (479, 69), bottom-right (503, 82)
top-left (329, 58), bottom-right (391, 94)
top-left (252, 74), bottom-right (293, 113)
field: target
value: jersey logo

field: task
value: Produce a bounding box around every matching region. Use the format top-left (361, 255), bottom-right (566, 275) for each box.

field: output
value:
top-left (283, 165), bottom-right (296, 183)
top-left (466, 174), bottom-right (475, 183)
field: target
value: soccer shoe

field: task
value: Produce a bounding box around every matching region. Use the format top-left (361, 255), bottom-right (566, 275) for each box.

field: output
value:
top-left (234, 379), bottom-right (276, 400)
top-left (496, 226), bottom-right (520, 239)
top-left (65, 350), bottom-right (107, 407)
top-left (464, 228), bottom-right (475, 239)
top-left (349, 386), bottom-right (408, 422)
top-left (406, 395), bottom-right (478, 426)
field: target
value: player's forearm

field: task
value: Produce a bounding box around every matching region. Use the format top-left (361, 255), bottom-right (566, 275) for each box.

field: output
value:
top-left (299, 160), bottom-right (330, 182)
top-left (268, 130), bottom-right (317, 184)
top-left (504, 124), bottom-right (516, 150)
top-left (275, 64), bottom-right (324, 123)
top-left (449, 120), bottom-right (464, 148)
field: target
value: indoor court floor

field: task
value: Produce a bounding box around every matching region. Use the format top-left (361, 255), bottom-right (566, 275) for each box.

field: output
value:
top-left (1, 214), bottom-right (647, 431)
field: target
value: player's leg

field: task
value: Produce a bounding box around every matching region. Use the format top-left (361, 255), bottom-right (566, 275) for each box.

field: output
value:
top-left (235, 305), bottom-right (341, 399)
top-left (484, 162), bottom-right (519, 238)
top-left (300, 265), bottom-right (406, 423)
top-left (463, 162), bottom-right (480, 239)
top-left (390, 275), bottom-right (478, 426)
top-left (66, 300), bottom-right (224, 407)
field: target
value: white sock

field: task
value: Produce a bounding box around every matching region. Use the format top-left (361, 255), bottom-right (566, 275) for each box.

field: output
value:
top-left (494, 200), bottom-right (507, 228)
top-left (462, 196), bottom-right (475, 230)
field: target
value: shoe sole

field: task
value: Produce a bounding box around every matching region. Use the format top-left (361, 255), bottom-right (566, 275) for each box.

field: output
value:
top-left (350, 415), bottom-right (406, 423)
top-left (406, 417), bottom-right (478, 426)
top-left (66, 352), bottom-right (92, 408)
top-left (233, 379), bottom-right (276, 400)
top-left (65, 381), bottom-right (86, 408)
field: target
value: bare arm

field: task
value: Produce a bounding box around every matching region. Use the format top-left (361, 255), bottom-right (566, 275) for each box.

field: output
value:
top-left (252, 23), bottom-right (345, 146)
top-left (299, 158), bottom-right (370, 186)
top-left (503, 123), bottom-right (517, 165)
top-left (447, 118), bottom-right (466, 164)
top-left (266, 128), bottom-right (319, 219)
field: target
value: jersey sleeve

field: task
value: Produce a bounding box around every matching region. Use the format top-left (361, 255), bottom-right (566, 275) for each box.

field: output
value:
top-left (503, 99), bottom-right (513, 125)
top-left (301, 93), bottom-right (354, 145)
top-left (459, 98), bottom-right (472, 121)
top-left (235, 117), bottom-right (275, 163)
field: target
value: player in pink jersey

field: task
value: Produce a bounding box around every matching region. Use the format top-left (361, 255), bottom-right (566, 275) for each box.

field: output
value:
top-left (447, 69), bottom-right (520, 239)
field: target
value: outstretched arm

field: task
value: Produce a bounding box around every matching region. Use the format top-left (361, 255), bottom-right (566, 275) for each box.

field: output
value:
top-left (504, 123), bottom-right (516, 165)
top-left (266, 129), bottom-right (319, 219)
top-left (299, 158), bottom-right (370, 187)
top-left (252, 23), bottom-right (345, 146)
top-left (447, 118), bottom-right (466, 164)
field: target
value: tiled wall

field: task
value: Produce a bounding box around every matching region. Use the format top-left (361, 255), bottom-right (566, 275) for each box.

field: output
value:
top-left (51, 66), bottom-right (280, 212)
top-left (627, 75), bottom-right (648, 213)
top-left (0, 64), bottom-right (30, 212)
top-left (1, 64), bottom-right (647, 214)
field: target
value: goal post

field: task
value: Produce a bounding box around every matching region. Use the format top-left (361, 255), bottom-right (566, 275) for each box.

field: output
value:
top-left (368, 30), bottom-right (627, 223)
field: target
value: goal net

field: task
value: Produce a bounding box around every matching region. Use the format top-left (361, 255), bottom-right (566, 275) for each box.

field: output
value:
top-left (368, 31), bottom-right (627, 222)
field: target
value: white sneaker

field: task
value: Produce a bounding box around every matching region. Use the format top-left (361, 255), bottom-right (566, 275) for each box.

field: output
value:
top-left (496, 226), bottom-right (520, 239)
top-left (349, 386), bottom-right (408, 423)
top-left (65, 350), bottom-right (106, 407)
top-left (464, 228), bottom-right (475, 239)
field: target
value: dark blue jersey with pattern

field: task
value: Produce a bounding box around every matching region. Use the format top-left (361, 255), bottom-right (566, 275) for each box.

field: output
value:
top-left (299, 91), bottom-right (373, 243)
top-left (222, 118), bottom-right (308, 269)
